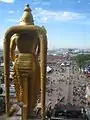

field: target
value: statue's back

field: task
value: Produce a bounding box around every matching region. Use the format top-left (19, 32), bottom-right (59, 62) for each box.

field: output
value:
top-left (4, 4), bottom-right (47, 120)
top-left (16, 30), bottom-right (39, 54)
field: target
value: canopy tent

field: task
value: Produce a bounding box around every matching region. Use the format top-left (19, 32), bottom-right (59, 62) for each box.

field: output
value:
top-left (60, 63), bottom-right (65, 66)
top-left (86, 86), bottom-right (90, 99)
top-left (0, 63), bottom-right (4, 67)
top-left (47, 66), bottom-right (52, 73)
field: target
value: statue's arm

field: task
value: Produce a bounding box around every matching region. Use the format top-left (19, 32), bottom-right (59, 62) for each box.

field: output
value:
top-left (38, 26), bottom-right (47, 62)
top-left (10, 34), bottom-right (20, 61)
top-left (38, 26), bottom-right (47, 47)
top-left (36, 26), bottom-right (47, 57)
top-left (36, 39), bottom-right (40, 56)
top-left (38, 26), bottom-right (47, 117)
top-left (10, 38), bottom-right (16, 61)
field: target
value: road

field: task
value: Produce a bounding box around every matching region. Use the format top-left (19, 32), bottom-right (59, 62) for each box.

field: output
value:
top-left (0, 115), bottom-right (83, 120)
top-left (46, 61), bottom-right (75, 107)
top-left (51, 117), bottom-right (83, 120)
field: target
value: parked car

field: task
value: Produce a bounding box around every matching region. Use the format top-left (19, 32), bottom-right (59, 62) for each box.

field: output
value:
top-left (0, 87), bottom-right (5, 113)
top-left (1, 84), bottom-right (15, 96)
top-left (52, 103), bottom-right (84, 118)
top-left (85, 108), bottom-right (90, 120)
top-left (0, 84), bottom-right (16, 114)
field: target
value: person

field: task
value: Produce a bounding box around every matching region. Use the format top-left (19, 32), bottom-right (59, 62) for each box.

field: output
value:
top-left (0, 87), bottom-right (3, 94)
top-left (54, 98), bottom-right (61, 109)
top-left (46, 102), bottom-right (52, 120)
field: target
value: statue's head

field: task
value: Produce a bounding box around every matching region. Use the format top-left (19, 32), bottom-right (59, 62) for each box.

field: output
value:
top-left (19, 4), bottom-right (34, 25)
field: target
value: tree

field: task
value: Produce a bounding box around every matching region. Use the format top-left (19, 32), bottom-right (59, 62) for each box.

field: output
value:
top-left (75, 54), bottom-right (90, 69)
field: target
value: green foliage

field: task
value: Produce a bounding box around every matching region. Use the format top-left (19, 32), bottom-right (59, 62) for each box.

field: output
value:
top-left (84, 60), bottom-right (90, 67)
top-left (75, 54), bottom-right (90, 69)
top-left (0, 68), bottom-right (3, 76)
top-left (68, 49), bottom-right (73, 53)
top-left (0, 96), bottom-right (5, 110)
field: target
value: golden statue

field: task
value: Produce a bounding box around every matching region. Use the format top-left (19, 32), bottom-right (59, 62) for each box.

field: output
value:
top-left (4, 4), bottom-right (47, 120)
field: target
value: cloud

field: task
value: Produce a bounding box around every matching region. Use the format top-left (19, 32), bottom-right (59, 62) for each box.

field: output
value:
top-left (8, 10), bottom-right (14, 14)
top-left (0, 35), bottom-right (4, 49)
top-left (0, 0), bottom-right (14, 3)
top-left (32, 0), bottom-right (50, 6)
top-left (7, 18), bottom-right (19, 23)
top-left (33, 8), bottom-right (86, 23)
top-left (77, 0), bottom-right (81, 3)
top-left (17, 10), bottom-right (20, 13)
top-left (8, 10), bottom-right (20, 14)
top-left (32, 0), bottom-right (41, 5)
top-left (42, 1), bottom-right (50, 6)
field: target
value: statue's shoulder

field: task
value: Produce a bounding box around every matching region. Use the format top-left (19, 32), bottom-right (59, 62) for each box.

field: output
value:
top-left (28, 25), bottom-right (46, 33)
top-left (35, 25), bottom-right (47, 35)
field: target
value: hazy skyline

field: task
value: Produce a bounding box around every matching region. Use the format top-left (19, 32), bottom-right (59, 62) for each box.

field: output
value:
top-left (0, 0), bottom-right (90, 49)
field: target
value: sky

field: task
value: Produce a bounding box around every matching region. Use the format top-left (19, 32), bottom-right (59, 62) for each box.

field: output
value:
top-left (0, 0), bottom-right (90, 49)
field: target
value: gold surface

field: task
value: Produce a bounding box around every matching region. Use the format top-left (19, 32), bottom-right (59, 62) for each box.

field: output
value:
top-left (4, 4), bottom-right (47, 120)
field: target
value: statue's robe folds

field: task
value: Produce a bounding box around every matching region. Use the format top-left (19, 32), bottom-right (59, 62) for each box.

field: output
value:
top-left (12, 53), bottom-right (40, 115)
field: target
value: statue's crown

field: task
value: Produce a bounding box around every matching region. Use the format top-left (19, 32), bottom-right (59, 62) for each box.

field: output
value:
top-left (19, 4), bottom-right (34, 25)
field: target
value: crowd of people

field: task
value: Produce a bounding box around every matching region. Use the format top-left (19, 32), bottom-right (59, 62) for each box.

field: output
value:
top-left (0, 56), bottom-right (89, 118)
top-left (46, 59), bottom-right (88, 109)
